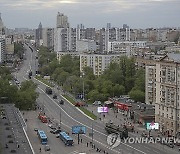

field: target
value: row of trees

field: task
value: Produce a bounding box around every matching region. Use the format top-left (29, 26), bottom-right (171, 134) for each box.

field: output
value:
top-left (0, 66), bottom-right (38, 110)
top-left (38, 47), bottom-right (145, 103)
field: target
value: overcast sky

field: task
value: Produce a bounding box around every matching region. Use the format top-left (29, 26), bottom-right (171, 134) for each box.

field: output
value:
top-left (0, 0), bottom-right (179, 29)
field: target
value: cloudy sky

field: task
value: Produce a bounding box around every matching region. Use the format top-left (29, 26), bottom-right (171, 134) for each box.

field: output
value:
top-left (0, 0), bottom-right (179, 29)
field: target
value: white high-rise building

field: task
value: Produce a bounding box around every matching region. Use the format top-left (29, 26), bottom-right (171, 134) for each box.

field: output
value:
top-left (54, 28), bottom-right (76, 52)
top-left (56, 12), bottom-right (69, 28)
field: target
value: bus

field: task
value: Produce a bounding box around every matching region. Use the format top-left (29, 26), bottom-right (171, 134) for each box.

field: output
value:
top-left (59, 132), bottom-right (73, 146)
top-left (37, 130), bottom-right (48, 145)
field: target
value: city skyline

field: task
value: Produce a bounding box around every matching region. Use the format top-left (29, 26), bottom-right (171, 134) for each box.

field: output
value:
top-left (0, 0), bottom-right (180, 29)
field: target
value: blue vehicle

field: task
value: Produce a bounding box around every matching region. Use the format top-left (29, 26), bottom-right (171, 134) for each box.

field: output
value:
top-left (59, 132), bottom-right (73, 146)
top-left (37, 130), bottom-right (48, 145)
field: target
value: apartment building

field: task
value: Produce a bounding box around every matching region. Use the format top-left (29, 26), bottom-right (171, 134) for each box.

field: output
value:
top-left (42, 28), bottom-right (54, 49)
top-left (145, 65), bottom-right (156, 105)
top-left (57, 51), bottom-right (79, 62)
top-left (80, 53), bottom-right (125, 76)
top-left (0, 38), bottom-right (5, 63)
top-left (54, 28), bottom-right (76, 52)
top-left (154, 53), bottom-right (180, 136)
top-left (76, 39), bottom-right (96, 53)
top-left (108, 41), bottom-right (147, 56)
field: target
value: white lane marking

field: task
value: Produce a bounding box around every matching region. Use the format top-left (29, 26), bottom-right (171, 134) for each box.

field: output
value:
top-left (37, 86), bottom-right (147, 154)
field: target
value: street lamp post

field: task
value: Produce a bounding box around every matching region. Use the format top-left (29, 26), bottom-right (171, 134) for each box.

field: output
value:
top-left (80, 72), bottom-right (85, 101)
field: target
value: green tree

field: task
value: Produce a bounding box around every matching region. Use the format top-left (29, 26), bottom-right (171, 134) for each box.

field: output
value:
top-left (129, 89), bottom-right (145, 103)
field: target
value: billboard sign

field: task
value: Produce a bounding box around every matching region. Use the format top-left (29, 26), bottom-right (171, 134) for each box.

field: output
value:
top-left (72, 126), bottom-right (86, 134)
top-left (146, 122), bottom-right (159, 130)
top-left (97, 107), bottom-right (108, 113)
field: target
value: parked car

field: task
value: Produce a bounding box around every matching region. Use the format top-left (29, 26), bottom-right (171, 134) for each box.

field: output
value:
top-left (59, 100), bottom-right (64, 105)
top-left (75, 102), bottom-right (85, 107)
top-left (93, 101), bottom-right (102, 106)
top-left (44, 145), bottom-right (50, 151)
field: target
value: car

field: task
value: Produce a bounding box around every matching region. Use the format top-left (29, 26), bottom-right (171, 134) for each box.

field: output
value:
top-left (56, 134), bottom-right (59, 138)
top-left (75, 102), bottom-right (85, 107)
top-left (50, 129), bottom-right (61, 134)
top-left (44, 145), bottom-right (50, 151)
top-left (53, 94), bottom-right (57, 99)
top-left (59, 100), bottom-right (64, 105)
top-left (48, 124), bottom-right (56, 130)
top-left (34, 128), bottom-right (38, 132)
top-left (93, 101), bottom-right (102, 106)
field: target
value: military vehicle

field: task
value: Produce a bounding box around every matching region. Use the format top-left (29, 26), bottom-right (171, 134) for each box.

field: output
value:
top-left (105, 122), bottom-right (128, 139)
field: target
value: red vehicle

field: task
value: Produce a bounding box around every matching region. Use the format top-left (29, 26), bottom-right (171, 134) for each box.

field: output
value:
top-left (38, 112), bottom-right (47, 123)
top-left (75, 102), bottom-right (85, 107)
top-left (114, 101), bottom-right (132, 111)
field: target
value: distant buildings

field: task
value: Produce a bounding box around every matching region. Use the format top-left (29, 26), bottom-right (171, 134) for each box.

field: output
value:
top-left (0, 13), bottom-right (5, 63)
top-left (42, 28), bottom-right (54, 49)
top-left (76, 39), bottom-right (96, 53)
top-left (35, 22), bottom-right (43, 46)
top-left (0, 38), bottom-right (5, 63)
top-left (80, 52), bottom-right (125, 76)
top-left (56, 12), bottom-right (69, 28)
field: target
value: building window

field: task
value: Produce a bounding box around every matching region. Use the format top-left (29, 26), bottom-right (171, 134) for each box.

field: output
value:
top-left (167, 114), bottom-right (168, 118)
top-left (167, 107), bottom-right (168, 112)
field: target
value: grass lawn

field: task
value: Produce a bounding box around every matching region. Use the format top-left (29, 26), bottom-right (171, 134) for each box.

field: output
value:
top-left (63, 94), bottom-right (97, 120)
top-left (35, 76), bottom-right (53, 87)
top-left (63, 95), bottom-right (76, 105)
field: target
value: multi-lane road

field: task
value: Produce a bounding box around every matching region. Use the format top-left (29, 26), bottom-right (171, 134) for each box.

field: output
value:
top-left (15, 43), bottom-right (180, 154)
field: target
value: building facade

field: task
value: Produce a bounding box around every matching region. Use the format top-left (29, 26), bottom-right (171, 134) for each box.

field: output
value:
top-left (80, 53), bottom-right (125, 76)
top-left (145, 65), bottom-right (156, 105)
top-left (0, 38), bottom-right (5, 63)
top-left (155, 53), bottom-right (180, 136)
top-left (76, 39), bottom-right (96, 53)
top-left (42, 28), bottom-right (54, 49)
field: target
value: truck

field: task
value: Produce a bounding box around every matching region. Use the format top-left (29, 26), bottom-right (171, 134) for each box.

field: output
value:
top-left (105, 122), bottom-right (128, 139)
top-left (45, 87), bottom-right (52, 95)
top-left (38, 112), bottom-right (48, 123)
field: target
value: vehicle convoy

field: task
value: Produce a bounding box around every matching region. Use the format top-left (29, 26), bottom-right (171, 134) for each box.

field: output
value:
top-left (45, 87), bottom-right (52, 95)
top-left (105, 122), bottom-right (128, 139)
top-left (38, 112), bottom-right (47, 123)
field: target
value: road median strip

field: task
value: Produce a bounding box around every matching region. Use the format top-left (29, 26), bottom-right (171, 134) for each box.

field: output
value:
top-left (34, 77), bottom-right (97, 120)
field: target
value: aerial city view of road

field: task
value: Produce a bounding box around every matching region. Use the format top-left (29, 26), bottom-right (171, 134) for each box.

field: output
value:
top-left (0, 0), bottom-right (180, 154)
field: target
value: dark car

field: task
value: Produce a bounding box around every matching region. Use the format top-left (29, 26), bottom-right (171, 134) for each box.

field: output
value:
top-left (50, 129), bottom-right (61, 134)
top-left (44, 145), bottom-right (50, 151)
top-left (59, 100), bottom-right (64, 105)
top-left (53, 94), bottom-right (57, 99)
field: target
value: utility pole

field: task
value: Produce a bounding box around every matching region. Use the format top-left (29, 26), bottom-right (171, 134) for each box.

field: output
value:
top-left (92, 121), bottom-right (94, 144)
top-left (82, 72), bottom-right (85, 101)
